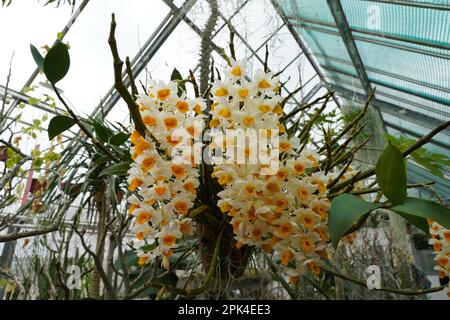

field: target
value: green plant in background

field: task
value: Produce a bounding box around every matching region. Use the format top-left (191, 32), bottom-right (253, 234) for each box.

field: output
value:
top-left (329, 135), bottom-right (450, 247)
top-left (387, 133), bottom-right (450, 179)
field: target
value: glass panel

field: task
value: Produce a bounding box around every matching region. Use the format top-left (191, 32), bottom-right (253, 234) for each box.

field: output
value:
top-left (230, 0), bottom-right (285, 50)
top-left (374, 84), bottom-right (450, 122)
top-left (294, 26), bottom-right (354, 63)
top-left (355, 38), bottom-right (450, 105)
top-left (281, 0), bottom-right (337, 24)
top-left (259, 26), bottom-right (303, 71)
top-left (341, 0), bottom-right (450, 47)
top-left (382, 112), bottom-right (450, 149)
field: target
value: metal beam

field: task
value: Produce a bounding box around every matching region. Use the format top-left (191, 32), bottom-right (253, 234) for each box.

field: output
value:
top-left (361, 0), bottom-right (450, 11)
top-left (384, 121), bottom-right (450, 150)
top-left (290, 21), bottom-right (450, 61)
top-left (407, 163), bottom-right (450, 202)
top-left (303, 81), bottom-right (323, 102)
top-left (0, 85), bottom-right (66, 116)
top-left (320, 63), bottom-right (450, 107)
top-left (288, 14), bottom-right (450, 51)
top-left (321, 72), bottom-right (450, 122)
top-left (326, 82), bottom-right (450, 139)
top-left (271, 0), bottom-right (342, 110)
top-left (312, 52), bottom-right (450, 96)
top-left (164, 0), bottom-right (315, 110)
top-left (326, 0), bottom-right (373, 97)
top-left (270, 0), bottom-right (325, 82)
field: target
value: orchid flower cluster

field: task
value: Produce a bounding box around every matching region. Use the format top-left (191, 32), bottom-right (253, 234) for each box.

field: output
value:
top-left (127, 81), bottom-right (206, 269)
top-left (126, 58), bottom-right (357, 280)
top-left (208, 60), bottom-right (359, 282)
top-left (429, 220), bottom-right (450, 297)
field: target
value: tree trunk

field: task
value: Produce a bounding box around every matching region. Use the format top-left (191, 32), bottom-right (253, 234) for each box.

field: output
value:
top-left (89, 187), bottom-right (107, 299)
top-left (196, 218), bottom-right (253, 284)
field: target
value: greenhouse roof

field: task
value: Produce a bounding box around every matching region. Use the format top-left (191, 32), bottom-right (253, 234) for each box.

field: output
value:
top-left (0, 0), bottom-right (448, 198)
top-left (275, 0), bottom-right (450, 198)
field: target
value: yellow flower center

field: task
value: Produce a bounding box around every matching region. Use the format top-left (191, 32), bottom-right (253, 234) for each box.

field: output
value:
top-left (281, 251), bottom-right (293, 265)
top-left (259, 104), bottom-right (272, 113)
top-left (161, 234), bottom-right (177, 246)
top-left (215, 87), bottom-right (229, 97)
top-left (218, 174), bottom-right (233, 185)
top-left (279, 224), bottom-right (292, 237)
top-left (183, 182), bottom-right (197, 194)
top-left (231, 66), bottom-right (241, 77)
top-left (312, 205), bottom-right (327, 220)
top-left (210, 118), bottom-right (221, 128)
top-left (174, 200), bottom-right (188, 215)
top-left (141, 157), bottom-right (156, 172)
top-left (218, 108), bottom-right (232, 118)
top-left (176, 100), bottom-right (189, 113)
top-left (220, 202), bottom-right (232, 213)
top-left (258, 79), bottom-right (271, 89)
top-left (301, 216), bottom-right (314, 230)
top-left (300, 239), bottom-right (313, 252)
top-left (154, 186), bottom-right (167, 197)
top-left (143, 116), bottom-right (157, 126)
top-left (272, 104), bottom-right (283, 115)
top-left (266, 182), bottom-right (280, 193)
top-left (128, 178), bottom-right (143, 191)
top-left (137, 212), bottom-right (152, 225)
top-left (297, 187), bottom-right (309, 200)
top-left (193, 104), bottom-right (202, 114)
top-left (180, 222), bottom-right (191, 235)
top-left (242, 116), bottom-right (255, 127)
top-left (276, 169), bottom-right (288, 181)
top-left (244, 184), bottom-right (256, 196)
top-left (238, 88), bottom-right (249, 99)
top-left (138, 256), bottom-right (148, 266)
top-left (171, 164), bottom-right (186, 179)
top-left (280, 141), bottom-right (292, 153)
top-left (294, 163), bottom-right (305, 175)
top-left (163, 117), bottom-right (179, 130)
top-left (157, 88), bottom-right (171, 100)
top-left (307, 262), bottom-right (321, 276)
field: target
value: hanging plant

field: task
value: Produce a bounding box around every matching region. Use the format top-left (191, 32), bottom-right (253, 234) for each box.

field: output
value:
top-left (28, 14), bottom-right (450, 300)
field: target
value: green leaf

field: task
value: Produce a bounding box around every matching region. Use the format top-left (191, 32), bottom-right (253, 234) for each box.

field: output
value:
top-left (47, 115), bottom-right (76, 140)
top-left (393, 197), bottom-right (450, 230)
top-left (329, 194), bottom-right (382, 249)
top-left (171, 68), bottom-right (185, 96)
top-left (114, 250), bottom-right (138, 271)
top-left (396, 212), bottom-right (429, 234)
top-left (141, 243), bottom-right (158, 252)
top-left (44, 42), bottom-right (70, 84)
top-left (376, 143), bottom-right (407, 206)
top-left (388, 134), bottom-right (450, 179)
top-left (110, 132), bottom-right (129, 146)
top-left (27, 97), bottom-right (41, 106)
top-left (92, 121), bottom-right (111, 142)
top-left (0, 278), bottom-right (8, 288)
top-left (99, 162), bottom-right (130, 177)
top-left (30, 44), bottom-right (44, 71)
top-left (171, 68), bottom-right (183, 81)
